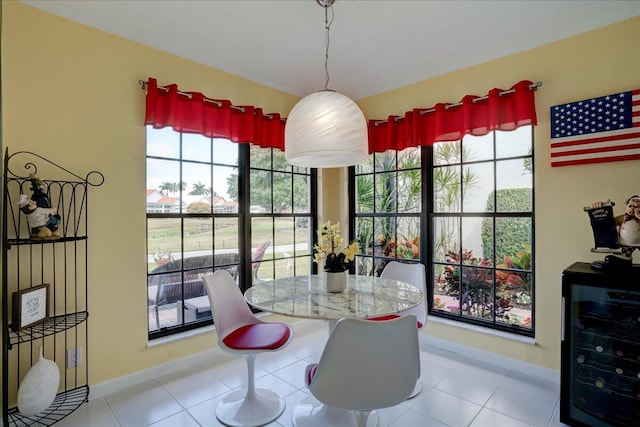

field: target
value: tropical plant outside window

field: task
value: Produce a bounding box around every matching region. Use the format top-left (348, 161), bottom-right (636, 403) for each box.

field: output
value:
top-left (353, 148), bottom-right (422, 277)
top-left (351, 126), bottom-right (534, 336)
top-left (146, 127), bottom-right (314, 338)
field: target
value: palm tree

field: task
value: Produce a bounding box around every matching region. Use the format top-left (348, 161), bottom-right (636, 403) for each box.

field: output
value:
top-left (189, 181), bottom-right (211, 196)
top-left (158, 181), bottom-right (187, 196)
top-left (159, 181), bottom-right (173, 196)
top-left (432, 141), bottom-right (478, 261)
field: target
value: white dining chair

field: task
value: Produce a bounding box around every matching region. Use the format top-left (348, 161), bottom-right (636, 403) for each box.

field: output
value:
top-left (292, 315), bottom-right (420, 427)
top-left (203, 270), bottom-right (293, 427)
top-left (368, 260), bottom-right (427, 398)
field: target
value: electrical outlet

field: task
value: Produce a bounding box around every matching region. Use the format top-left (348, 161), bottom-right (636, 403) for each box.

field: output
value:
top-left (67, 348), bottom-right (82, 368)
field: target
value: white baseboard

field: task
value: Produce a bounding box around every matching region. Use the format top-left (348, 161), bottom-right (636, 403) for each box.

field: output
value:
top-left (89, 319), bottom-right (324, 400)
top-left (422, 333), bottom-right (559, 381)
top-left (89, 346), bottom-right (224, 400)
top-left (89, 319), bottom-right (558, 400)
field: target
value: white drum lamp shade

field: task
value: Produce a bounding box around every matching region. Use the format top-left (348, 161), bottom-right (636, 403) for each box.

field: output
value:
top-left (285, 90), bottom-right (369, 168)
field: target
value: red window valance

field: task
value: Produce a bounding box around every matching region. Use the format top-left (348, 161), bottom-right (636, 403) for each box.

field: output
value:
top-left (144, 78), bottom-right (537, 156)
top-left (368, 80), bottom-right (538, 153)
top-left (143, 77), bottom-right (286, 150)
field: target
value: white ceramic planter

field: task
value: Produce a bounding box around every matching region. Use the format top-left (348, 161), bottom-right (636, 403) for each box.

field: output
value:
top-left (323, 271), bottom-right (347, 292)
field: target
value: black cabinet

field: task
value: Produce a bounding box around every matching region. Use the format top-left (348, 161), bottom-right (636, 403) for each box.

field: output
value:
top-left (2, 150), bottom-right (103, 426)
top-left (560, 262), bottom-right (640, 427)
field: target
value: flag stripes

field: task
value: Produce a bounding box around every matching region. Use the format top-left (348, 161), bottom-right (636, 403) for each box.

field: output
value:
top-left (550, 89), bottom-right (640, 167)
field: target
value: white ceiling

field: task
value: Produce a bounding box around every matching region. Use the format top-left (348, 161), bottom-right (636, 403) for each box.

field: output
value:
top-left (22, 0), bottom-right (640, 99)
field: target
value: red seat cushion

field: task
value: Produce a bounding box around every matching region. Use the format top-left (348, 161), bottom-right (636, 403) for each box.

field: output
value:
top-left (368, 314), bottom-right (423, 329)
top-left (223, 323), bottom-right (291, 350)
top-left (368, 314), bottom-right (400, 322)
top-left (307, 364), bottom-right (318, 386)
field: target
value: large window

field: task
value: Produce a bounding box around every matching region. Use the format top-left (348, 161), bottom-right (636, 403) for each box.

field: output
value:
top-left (352, 126), bottom-right (534, 336)
top-left (146, 127), bottom-right (314, 338)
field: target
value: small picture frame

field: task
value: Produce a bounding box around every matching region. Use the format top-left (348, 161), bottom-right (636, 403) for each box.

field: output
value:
top-left (12, 284), bottom-right (50, 332)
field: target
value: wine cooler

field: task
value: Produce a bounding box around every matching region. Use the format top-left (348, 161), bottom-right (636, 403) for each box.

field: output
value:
top-left (561, 262), bottom-right (640, 427)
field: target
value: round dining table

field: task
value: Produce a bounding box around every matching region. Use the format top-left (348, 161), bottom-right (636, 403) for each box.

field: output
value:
top-left (245, 274), bottom-right (424, 425)
top-left (244, 274), bottom-right (423, 329)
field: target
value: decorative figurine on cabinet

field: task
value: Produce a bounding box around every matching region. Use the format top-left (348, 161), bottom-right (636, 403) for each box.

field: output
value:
top-left (16, 194), bottom-right (61, 239)
top-left (617, 194), bottom-right (640, 254)
top-left (587, 194), bottom-right (640, 270)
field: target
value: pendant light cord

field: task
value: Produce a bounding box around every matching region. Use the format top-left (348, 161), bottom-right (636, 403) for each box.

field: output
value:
top-left (323, 3), bottom-right (334, 90)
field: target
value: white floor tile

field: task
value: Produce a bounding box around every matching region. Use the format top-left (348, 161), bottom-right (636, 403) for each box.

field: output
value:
top-left (258, 349), bottom-right (303, 372)
top-left (409, 388), bottom-right (482, 427)
top-left (186, 394), bottom-right (227, 427)
top-left (159, 367), bottom-right (232, 409)
top-left (374, 402), bottom-right (413, 426)
top-left (204, 358), bottom-right (269, 390)
top-left (470, 407), bottom-right (532, 427)
top-left (272, 389), bottom-right (309, 427)
top-left (58, 321), bottom-right (563, 427)
top-left (435, 370), bottom-right (500, 406)
top-left (486, 385), bottom-right (557, 426)
top-left (420, 360), bottom-right (454, 388)
top-left (391, 407), bottom-right (450, 426)
top-left (103, 380), bottom-right (184, 427)
top-left (548, 398), bottom-right (571, 427)
top-left (454, 358), bottom-right (510, 383)
top-left (254, 371), bottom-right (300, 397)
top-left (273, 359), bottom-right (315, 390)
top-left (501, 369), bottom-right (561, 401)
top-left (54, 398), bottom-right (119, 427)
top-left (149, 410), bottom-right (201, 427)
top-left (423, 345), bottom-right (467, 370)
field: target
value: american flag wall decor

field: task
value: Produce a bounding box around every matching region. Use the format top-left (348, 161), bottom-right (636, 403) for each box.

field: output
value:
top-left (550, 89), bottom-right (640, 167)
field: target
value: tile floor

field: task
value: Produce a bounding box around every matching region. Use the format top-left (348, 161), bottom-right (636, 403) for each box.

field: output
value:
top-left (56, 321), bottom-right (569, 427)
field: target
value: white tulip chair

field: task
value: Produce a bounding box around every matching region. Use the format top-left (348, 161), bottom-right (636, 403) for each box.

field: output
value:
top-left (292, 315), bottom-right (420, 427)
top-left (368, 260), bottom-right (427, 398)
top-left (203, 270), bottom-right (293, 427)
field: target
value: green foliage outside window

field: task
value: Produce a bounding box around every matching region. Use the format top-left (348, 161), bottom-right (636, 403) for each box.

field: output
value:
top-left (355, 150), bottom-right (422, 268)
top-left (226, 149), bottom-right (309, 213)
top-left (480, 188), bottom-right (532, 262)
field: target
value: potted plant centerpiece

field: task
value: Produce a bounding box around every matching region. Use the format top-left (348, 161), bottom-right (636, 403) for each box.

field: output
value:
top-left (313, 221), bottom-right (359, 292)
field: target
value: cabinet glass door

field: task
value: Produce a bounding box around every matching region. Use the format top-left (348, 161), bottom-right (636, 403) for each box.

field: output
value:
top-left (568, 283), bottom-right (640, 426)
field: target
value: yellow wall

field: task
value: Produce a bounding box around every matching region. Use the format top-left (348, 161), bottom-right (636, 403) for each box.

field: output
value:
top-left (2, 0), bottom-right (639, 392)
top-left (358, 16), bottom-right (640, 368)
top-left (2, 2), bottom-right (299, 385)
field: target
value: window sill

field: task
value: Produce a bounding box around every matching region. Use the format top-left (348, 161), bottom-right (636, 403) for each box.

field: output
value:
top-left (428, 315), bottom-right (536, 345)
top-left (147, 312), bottom-right (274, 347)
top-left (147, 324), bottom-right (214, 347)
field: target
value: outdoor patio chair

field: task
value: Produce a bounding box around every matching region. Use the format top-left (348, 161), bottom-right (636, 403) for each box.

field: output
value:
top-left (148, 253), bottom-right (240, 329)
top-left (251, 241), bottom-right (270, 284)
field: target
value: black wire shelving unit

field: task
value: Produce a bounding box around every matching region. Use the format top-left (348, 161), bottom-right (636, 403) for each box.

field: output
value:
top-left (2, 150), bottom-right (104, 426)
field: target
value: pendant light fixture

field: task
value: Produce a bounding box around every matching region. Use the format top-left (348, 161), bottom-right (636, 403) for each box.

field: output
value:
top-left (285, 0), bottom-right (368, 168)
